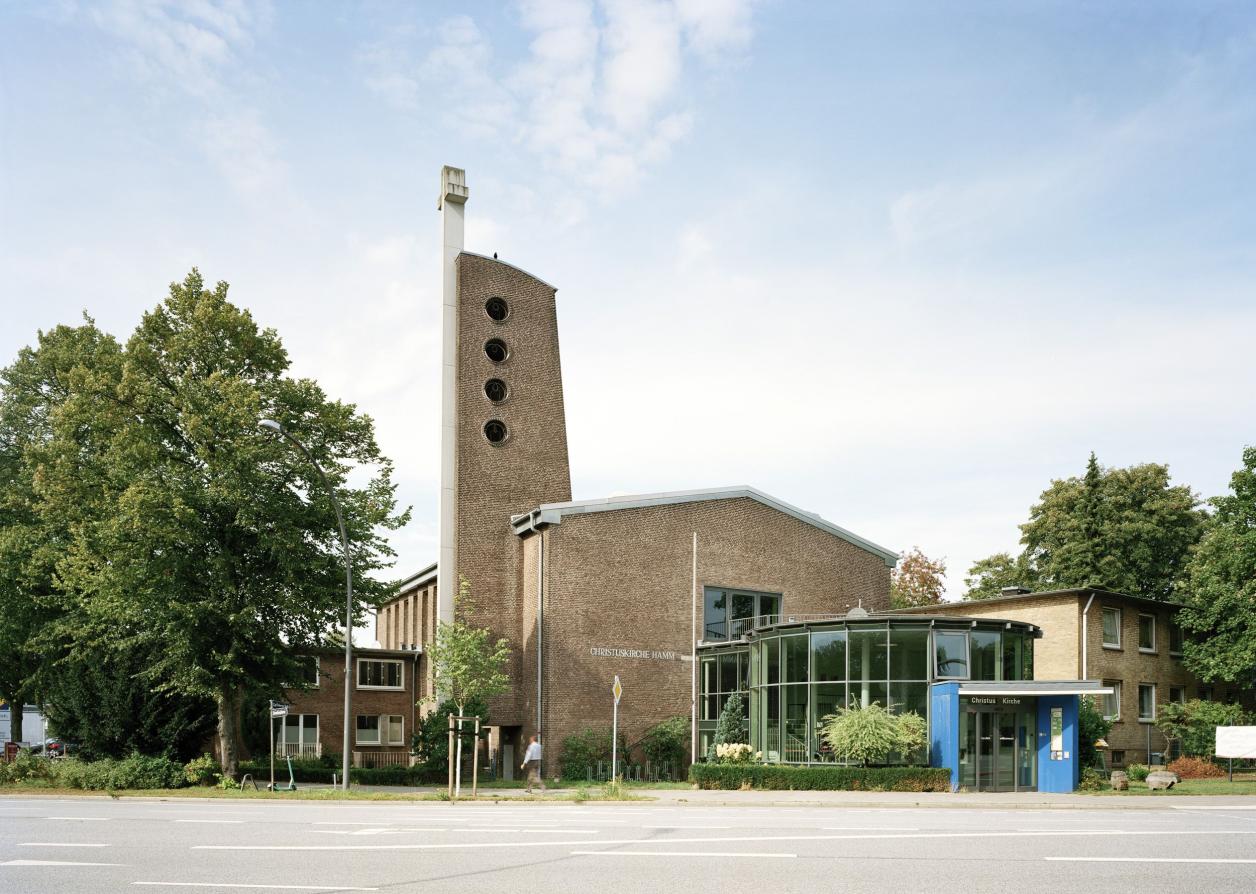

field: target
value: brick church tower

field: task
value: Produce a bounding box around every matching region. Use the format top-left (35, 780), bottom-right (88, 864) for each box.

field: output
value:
top-left (438, 166), bottom-right (572, 725)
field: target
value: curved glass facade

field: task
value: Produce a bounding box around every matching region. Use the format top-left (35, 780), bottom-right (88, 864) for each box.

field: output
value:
top-left (699, 615), bottom-right (1036, 765)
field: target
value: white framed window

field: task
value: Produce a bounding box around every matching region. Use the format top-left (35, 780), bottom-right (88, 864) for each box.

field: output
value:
top-left (1138, 614), bottom-right (1156, 653)
top-left (355, 714), bottom-right (404, 746)
top-left (1101, 608), bottom-right (1121, 648)
top-left (1102, 680), bottom-right (1121, 722)
top-left (383, 715), bottom-right (404, 746)
top-left (1169, 622), bottom-right (1184, 656)
top-left (355, 715), bottom-right (381, 745)
top-left (279, 714), bottom-right (319, 749)
top-left (1138, 683), bottom-right (1156, 722)
top-left (356, 658), bottom-right (403, 690)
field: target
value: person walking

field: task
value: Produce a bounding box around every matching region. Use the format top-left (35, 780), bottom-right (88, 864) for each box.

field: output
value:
top-left (521, 734), bottom-right (545, 794)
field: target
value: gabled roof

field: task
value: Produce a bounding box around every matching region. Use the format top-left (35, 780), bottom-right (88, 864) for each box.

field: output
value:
top-left (510, 485), bottom-right (898, 565)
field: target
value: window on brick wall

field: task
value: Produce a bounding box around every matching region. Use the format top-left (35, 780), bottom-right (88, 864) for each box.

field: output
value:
top-left (278, 714), bottom-right (319, 752)
top-left (1138, 614), bottom-right (1156, 652)
top-left (357, 659), bottom-right (403, 690)
top-left (1102, 680), bottom-right (1121, 721)
top-left (1102, 607), bottom-right (1121, 648)
top-left (355, 714), bottom-right (404, 746)
top-left (1169, 685), bottom-right (1185, 705)
top-left (1169, 622), bottom-right (1184, 656)
top-left (1138, 683), bottom-right (1156, 722)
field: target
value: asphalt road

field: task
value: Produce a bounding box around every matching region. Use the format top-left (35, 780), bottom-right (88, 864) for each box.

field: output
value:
top-left (3, 796), bottom-right (1256, 893)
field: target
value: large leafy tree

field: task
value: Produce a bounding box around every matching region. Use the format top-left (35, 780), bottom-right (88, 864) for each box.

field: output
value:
top-left (1177, 447), bottom-right (1256, 686)
top-left (965, 454), bottom-right (1204, 600)
top-left (889, 547), bottom-right (947, 608)
top-left (0, 322), bottom-right (124, 744)
top-left (35, 271), bottom-right (407, 776)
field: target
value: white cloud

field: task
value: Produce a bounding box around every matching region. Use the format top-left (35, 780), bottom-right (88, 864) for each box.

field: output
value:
top-left (81, 0), bottom-right (286, 203)
top-left (361, 0), bottom-right (757, 201)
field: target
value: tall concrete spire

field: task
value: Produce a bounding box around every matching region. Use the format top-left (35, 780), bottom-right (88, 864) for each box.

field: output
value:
top-left (437, 165), bottom-right (467, 627)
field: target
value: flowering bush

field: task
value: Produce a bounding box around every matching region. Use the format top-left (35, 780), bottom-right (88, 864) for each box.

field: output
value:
top-left (715, 743), bottom-right (753, 764)
top-left (1166, 756), bottom-right (1225, 779)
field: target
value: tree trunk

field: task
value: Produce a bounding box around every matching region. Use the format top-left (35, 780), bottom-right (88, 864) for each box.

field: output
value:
top-left (216, 685), bottom-right (243, 778)
top-left (4, 694), bottom-right (22, 746)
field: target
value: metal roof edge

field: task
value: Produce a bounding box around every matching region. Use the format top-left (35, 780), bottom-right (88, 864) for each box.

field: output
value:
top-left (510, 486), bottom-right (898, 563)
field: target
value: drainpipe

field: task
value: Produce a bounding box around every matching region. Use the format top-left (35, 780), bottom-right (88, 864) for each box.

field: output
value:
top-left (1080, 591), bottom-right (1096, 681)
top-left (690, 532), bottom-right (697, 765)
top-left (537, 526), bottom-right (544, 753)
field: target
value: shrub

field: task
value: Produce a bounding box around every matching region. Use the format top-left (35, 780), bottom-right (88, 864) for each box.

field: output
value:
top-left (690, 763), bottom-right (950, 792)
top-left (1078, 695), bottom-right (1113, 769)
top-left (106, 753), bottom-right (186, 790)
top-left (1126, 763), bottom-right (1150, 782)
top-left (820, 701), bottom-right (928, 766)
top-left (411, 697), bottom-right (488, 777)
top-left (1166, 756), bottom-right (1225, 779)
top-left (640, 715), bottom-right (689, 773)
top-left (1077, 767), bottom-right (1107, 791)
top-left (3, 749), bottom-right (53, 784)
top-left (184, 754), bottom-right (221, 787)
top-left (715, 743), bottom-right (753, 764)
top-left (560, 726), bottom-right (627, 781)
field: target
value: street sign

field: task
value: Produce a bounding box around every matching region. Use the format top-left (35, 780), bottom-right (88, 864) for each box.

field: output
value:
top-left (611, 675), bottom-right (622, 781)
top-left (612, 675), bottom-right (622, 705)
top-left (270, 702), bottom-right (289, 719)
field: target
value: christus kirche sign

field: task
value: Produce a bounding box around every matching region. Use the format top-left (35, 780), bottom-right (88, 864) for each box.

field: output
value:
top-left (590, 646), bottom-right (679, 661)
top-left (968, 696), bottom-right (1023, 706)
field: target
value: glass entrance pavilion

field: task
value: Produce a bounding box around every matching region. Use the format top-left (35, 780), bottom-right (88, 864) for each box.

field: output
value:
top-left (697, 608), bottom-right (1108, 792)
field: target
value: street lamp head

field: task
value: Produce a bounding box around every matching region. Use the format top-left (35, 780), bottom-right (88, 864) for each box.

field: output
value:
top-left (258, 418), bottom-right (283, 434)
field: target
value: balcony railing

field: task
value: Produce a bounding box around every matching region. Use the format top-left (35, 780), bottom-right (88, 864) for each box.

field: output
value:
top-left (275, 742), bottom-right (321, 759)
top-left (352, 751), bottom-right (415, 769)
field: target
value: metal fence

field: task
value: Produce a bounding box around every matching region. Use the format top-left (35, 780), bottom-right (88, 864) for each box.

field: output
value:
top-left (351, 751), bottom-right (415, 769)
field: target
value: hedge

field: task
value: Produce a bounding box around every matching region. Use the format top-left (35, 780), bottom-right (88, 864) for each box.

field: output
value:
top-left (689, 763), bottom-right (952, 792)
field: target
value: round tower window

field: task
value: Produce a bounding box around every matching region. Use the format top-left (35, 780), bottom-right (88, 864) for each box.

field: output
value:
top-left (484, 338), bottom-right (509, 363)
top-left (485, 297), bottom-right (509, 322)
top-left (483, 419), bottom-right (508, 444)
top-left (484, 378), bottom-right (508, 403)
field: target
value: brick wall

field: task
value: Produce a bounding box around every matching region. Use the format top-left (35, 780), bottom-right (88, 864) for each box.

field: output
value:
top-left (455, 253), bottom-right (572, 724)
top-left (526, 496), bottom-right (892, 769)
top-left (922, 595), bottom-right (1082, 679)
top-left (281, 651), bottom-right (421, 761)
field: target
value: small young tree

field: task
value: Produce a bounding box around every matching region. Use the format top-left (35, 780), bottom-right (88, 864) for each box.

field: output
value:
top-left (426, 577), bottom-right (511, 716)
top-left (707, 691), bottom-right (746, 761)
top-left (1155, 699), bottom-right (1252, 758)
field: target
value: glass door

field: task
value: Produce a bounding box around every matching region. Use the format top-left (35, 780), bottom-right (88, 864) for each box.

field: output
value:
top-left (996, 712), bottom-right (1016, 790)
top-left (976, 712), bottom-right (994, 791)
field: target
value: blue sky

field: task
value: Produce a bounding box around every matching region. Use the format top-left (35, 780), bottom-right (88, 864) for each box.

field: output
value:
top-left (3, 1), bottom-right (1255, 607)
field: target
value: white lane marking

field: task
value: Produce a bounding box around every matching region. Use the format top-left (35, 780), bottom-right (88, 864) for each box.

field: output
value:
top-left (822, 827), bottom-right (918, 832)
top-left (2, 859), bottom-right (124, 867)
top-left (1016, 828), bottom-right (1124, 833)
top-left (45, 816), bottom-right (109, 821)
top-left (1046, 857), bottom-right (1256, 865)
top-left (175, 819), bottom-right (244, 825)
top-left (314, 828), bottom-right (448, 836)
top-left (452, 828), bottom-right (598, 834)
top-left (571, 850), bottom-right (795, 859)
top-left (643, 825), bottom-right (731, 830)
top-left (18, 843), bottom-right (111, 848)
top-left (194, 828), bottom-right (1256, 852)
top-left (1171, 805), bottom-right (1256, 810)
top-left (133, 884), bottom-right (380, 891)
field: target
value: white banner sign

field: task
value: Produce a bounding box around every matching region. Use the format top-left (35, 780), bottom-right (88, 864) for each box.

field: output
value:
top-left (1215, 726), bottom-right (1256, 759)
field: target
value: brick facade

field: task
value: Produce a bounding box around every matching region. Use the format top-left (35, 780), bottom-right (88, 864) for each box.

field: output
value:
top-left (280, 649), bottom-right (421, 767)
top-left (910, 589), bottom-right (1256, 765)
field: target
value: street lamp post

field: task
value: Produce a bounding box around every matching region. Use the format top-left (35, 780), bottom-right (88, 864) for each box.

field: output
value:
top-left (259, 419), bottom-right (353, 792)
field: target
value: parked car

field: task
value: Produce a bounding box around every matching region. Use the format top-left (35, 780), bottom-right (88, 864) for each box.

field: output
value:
top-left (37, 738), bottom-right (75, 758)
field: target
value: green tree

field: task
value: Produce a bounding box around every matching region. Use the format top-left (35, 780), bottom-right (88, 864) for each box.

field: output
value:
top-left (890, 547), bottom-right (947, 608)
top-left (32, 272), bottom-right (407, 777)
top-left (411, 696), bottom-right (488, 777)
top-left (426, 577), bottom-right (511, 716)
top-left (0, 322), bottom-right (124, 745)
top-left (1177, 447), bottom-right (1256, 686)
top-left (707, 690), bottom-right (746, 761)
top-left (965, 454), bottom-right (1204, 600)
top-left (639, 715), bottom-right (690, 774)
top-left (1155, 699), bottom-right (1252, 758)
top-left (963, 552), bottom-right (1039, 600)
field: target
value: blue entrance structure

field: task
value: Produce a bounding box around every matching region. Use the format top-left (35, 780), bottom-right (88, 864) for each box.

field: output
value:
top-left (929, 681), bottom-right (1109, 792)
